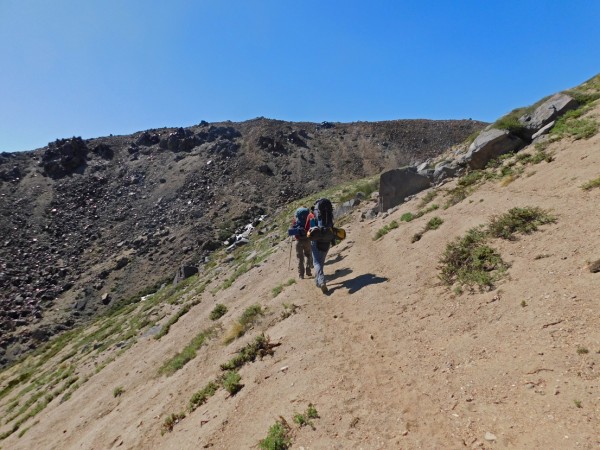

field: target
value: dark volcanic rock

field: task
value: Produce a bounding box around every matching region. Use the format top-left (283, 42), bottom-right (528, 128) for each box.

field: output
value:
top-left (40, 137), bottom-right (88, 178)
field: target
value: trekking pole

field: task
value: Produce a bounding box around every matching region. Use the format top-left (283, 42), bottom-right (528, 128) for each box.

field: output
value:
top-left (288, 238), bottom-right (293, 269)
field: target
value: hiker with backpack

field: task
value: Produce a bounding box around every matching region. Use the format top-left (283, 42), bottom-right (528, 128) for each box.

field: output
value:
top-left (308, 198), bottom-right (335, 294)
top-left (290, 206), bottom-right (314, 279)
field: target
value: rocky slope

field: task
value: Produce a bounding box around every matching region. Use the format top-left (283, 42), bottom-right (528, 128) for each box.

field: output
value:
top-left (0, 92), bottom-right (598, 449)
top-left (0, 117), bottom-right (484, 366)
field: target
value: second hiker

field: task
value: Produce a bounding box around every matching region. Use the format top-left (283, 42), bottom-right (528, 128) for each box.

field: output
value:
top-left (291, 206), bottom-right (314, 279)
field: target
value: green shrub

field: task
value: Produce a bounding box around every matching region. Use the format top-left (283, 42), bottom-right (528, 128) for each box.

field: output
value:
top-left (161, 412), bottom-right (186, 435)
top-left (400, 212), bottom-right (414, 222)
top-left (487, 207), bottom-right (556, 240)
top-left (581, 176), bottom-right (600, 191)
top-left (293, 403), bottom-right (320, 429)
top-left (220, 334), bottom-right (274, 371)
top-left (374, 220), bottom-right (399, 240)
top-left (239, 304), bottom-right (264, 328)
top-left (259, 420), bottom-right (291, 450)
top-left (221, 371), bottom-right (242, 395)
top-left (189, 381), bottom-right (219, 412)
top-left (425, 216), bottom-right (444, 231)
top-left (209, 303), bottom-right (228, 321)
top-left (113, 386), bottom-right (124, 397)
top-left (439, 228), bottom-right (508, 290)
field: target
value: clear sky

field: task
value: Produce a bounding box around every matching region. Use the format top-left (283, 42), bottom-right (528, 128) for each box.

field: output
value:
top-left (1, 1), bottom-right (599, 152)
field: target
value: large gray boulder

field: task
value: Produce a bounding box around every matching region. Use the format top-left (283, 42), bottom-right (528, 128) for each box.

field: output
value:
top-left (519, 93), bottom-right (578, 139)
top-left (465, 129), bottom-right (524, 169)
top-left (379, 167), bottom-right (431, 212)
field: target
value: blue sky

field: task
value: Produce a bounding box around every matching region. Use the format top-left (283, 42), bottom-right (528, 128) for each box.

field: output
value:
top-left (1, 1), bottom-right (599, 152)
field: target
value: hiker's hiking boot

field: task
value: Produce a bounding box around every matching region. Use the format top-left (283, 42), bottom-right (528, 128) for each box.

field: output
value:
top-left (306, 269), bottom-right (312, 277)
top-left (320, 283), bottom-right (328, 294)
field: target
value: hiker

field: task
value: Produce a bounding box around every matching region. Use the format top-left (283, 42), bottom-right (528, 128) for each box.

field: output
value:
top-left (291, 206), bottom-right (314, 279)
top-left (309, 199), bottom-right (335, 294)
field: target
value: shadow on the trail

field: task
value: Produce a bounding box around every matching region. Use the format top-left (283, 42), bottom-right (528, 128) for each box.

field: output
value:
top-left (325, 253), bottom-right (346, 265)
top-left (326, 268), bottom-right (353, 281)
top-left (328, 273), bottom-right (388, 295)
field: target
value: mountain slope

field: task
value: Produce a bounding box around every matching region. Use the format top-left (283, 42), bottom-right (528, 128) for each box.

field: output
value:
top-left (0, 118), bottom-right (484, 367)
top-left (1, 100), bottom-right (598, 449)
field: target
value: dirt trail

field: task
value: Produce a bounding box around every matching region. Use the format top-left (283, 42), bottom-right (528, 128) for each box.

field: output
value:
top-left (3, 117), bottom-right (600, 449)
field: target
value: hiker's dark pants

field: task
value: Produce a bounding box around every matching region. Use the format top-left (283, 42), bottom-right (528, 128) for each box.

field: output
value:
top-left (311, 241), bottom-right (330, 287)
top-left (296, 238), bottom-right (312, 277)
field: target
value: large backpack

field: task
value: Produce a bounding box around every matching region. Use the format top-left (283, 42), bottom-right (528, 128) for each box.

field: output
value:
top-left (314, 198), bottom-right (334, 228)
top-left (288, 207), bottom-right (310, 237)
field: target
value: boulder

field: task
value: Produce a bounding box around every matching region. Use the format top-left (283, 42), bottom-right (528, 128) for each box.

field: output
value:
top-left (519, 93), bottom-right (578, 139)
top-left (378, 167), bottom-right (431, 212)
top-left (433, 160), bottom-right (464, 183)
top-left (173, 265), bottom-right (199, 286)
top-left (465, 129), bottom-right (524, 169)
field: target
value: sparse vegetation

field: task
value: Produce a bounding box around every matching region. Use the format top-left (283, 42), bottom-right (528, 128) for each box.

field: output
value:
top-left (209, 303), bottom-right (228, 320)
top-left (551, 108), bottom-right (599, 140)
top-left (221, 371), bottom-right (242, 395)
top-left (224, 304), bottom-right (265, 344)
top-left (337, 177), bottom-right (379, 203)
top-left (158, 327), bottom-right (216, 376)
top-left (487, 207), bottom-right (556, 240)
top-left (418, 190), bottom-right (438, 208)
top-left (188, 381), bottom-right (219, 412)
top-left (161, 412), bottom-right (186, 435)
top-left (581, 176), bottom-right (600, 191)
top-left (439, 227), bottom-right (508, 291)
top-left (493, 106), bottom-right (531, 138)
top-left (113, 386), bottom-right (124, 397)
top-left (577, 347), bottom-right (589, 355)
top-left (259, 419), bottom-right (292, 450)
top-left (521, 300), bottom-right (527, 307)
top-left (574, 399), bottom-right (582, 408)
top-left (272, 279), bottom-right (296, 298)
top-left (281, 303), bottom-right (298, 319)
top-left (220, 334), bottom-right (276, 371)
top-left (293, 403), bottom-right (319, 429)
top-left (412, 216), bottom-right (444, 242)
top-left (154, 299), bottom-right (200, 339)
top-left (374, 220), bottom-right (399, 240)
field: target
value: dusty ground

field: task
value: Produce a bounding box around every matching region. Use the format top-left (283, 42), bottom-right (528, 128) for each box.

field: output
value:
top-left (1, 113), bottom-right (599, 449)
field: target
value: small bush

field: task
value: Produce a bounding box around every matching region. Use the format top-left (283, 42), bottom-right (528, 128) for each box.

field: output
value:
top-left (400, 212), bottom-right (414, 222)
top-left (425, 216), bottom-right (444, 231)
top-left (293, 403), bottom-right (320, 429)
top-left (188, 381), bottom-right (219, 412)
top-left (577, 347), bottom-right (589, 355)
top-left (221, 371), bottom-right (242, 395)
top-left (209, 304), bottom-right (228, 321)
top-left (439, 228), bottom-right (508, 290)
top-left (113, 386), bottom-right (124, 397)
top-left (487, 207), bottom-right (556, 240)
top-left (221, 334), bottom-right (275, 371)
top-left (259, 420), bottom-right (292, 450)
top-left (374, 220), bottom-right (399, 240)
top-left (581, 176), bottom-right (600, 191)
top-left (240, 304), bottom-right (264, 327)
top-left (161, 412), bottom-right (185, 435)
